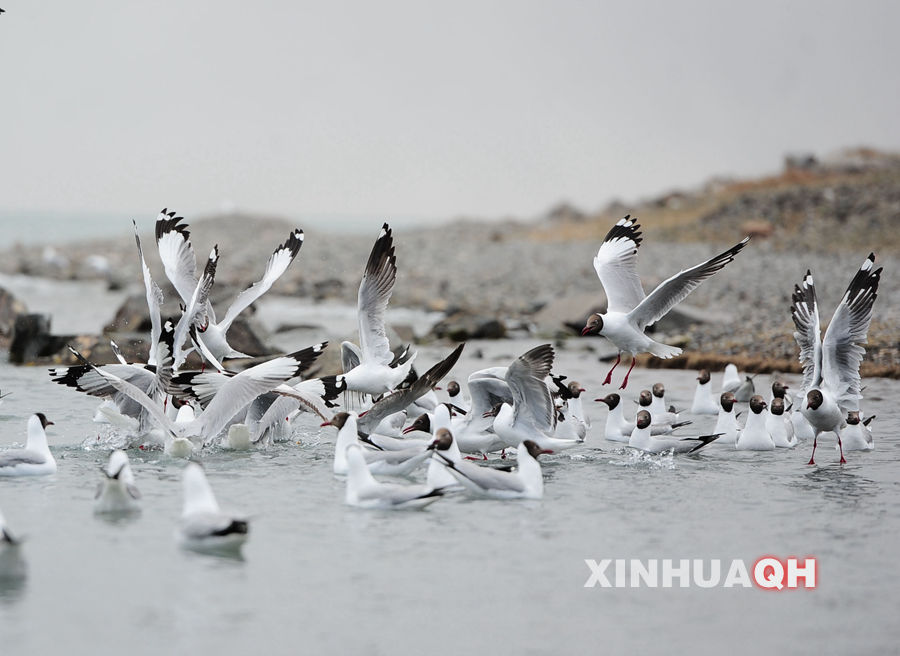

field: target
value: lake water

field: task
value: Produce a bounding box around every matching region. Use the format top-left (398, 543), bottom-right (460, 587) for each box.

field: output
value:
top-left (0, 333), bottom-right (897, 655)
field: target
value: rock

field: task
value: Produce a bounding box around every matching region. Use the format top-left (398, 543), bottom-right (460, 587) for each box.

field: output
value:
top-left (431, 312), bottom-right (506, 341)
top-left (9, 314), bottom-right (75, 364)
top-left (531, 292), bottom-right (604, 336)
top-left (219, 317), bottom-right (276, 358)
top-left (0, 287), bottom-right (27, 337)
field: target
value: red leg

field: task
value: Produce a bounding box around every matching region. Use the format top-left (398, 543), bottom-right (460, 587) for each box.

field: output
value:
top-left (807, 436), bottom-right (817, 465)
top-left (838, 436), bottom-right (846, 465)
top-left (619, 357), bottom-right (637, 390)
top-left (603, 354), bottom-right (621, 386)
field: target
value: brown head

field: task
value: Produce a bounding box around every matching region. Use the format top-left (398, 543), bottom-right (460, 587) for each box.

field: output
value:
top-left (749, 395), bottom-right (767, 414)
top-left (567, 381), bottom-right (586, 399)
top-left (697, 369), bottom-right (711, 385)
top-left (806, 389), bottom-right (824, 411)
top-left (635, 410), bottom-right (652, 430)
top-left (429, 427), bottom-right (454, 450)
top-left (446, 381), bottom-right (461, 398)
top-left (720, 392), bottom-right (736, 412)
top-left (581, 313), bottom-right (604, 337)
top-left (770, 398), bottom-right (786, 416)
top-left (638, 390), bottom-right (652, 407)
top-left (321, 411), bottom-right (350, 429)
top-left (652, 383), bottom-right (665, 398)
top-left (771, 381), bottom-right (789, 399)
top-left (402, 413), bottom-right (431, 435)
top-left (846, 411), bottom-right (860, 425)
top-left (522, 440), bottom-right (553, 459)
top-left (595, 393), bottom-right (620, 410)
top-left (36, 412), bottom-right (54, 429)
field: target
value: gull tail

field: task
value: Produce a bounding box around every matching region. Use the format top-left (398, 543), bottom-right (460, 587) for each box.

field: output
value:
top-left (648, 341), bottom-right (682, 359)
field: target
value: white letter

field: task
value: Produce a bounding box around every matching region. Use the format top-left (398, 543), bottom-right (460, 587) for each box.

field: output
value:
top-left (693, 559), bottom-right (721, 588)
top-left (723, 560), bottom-right (752, 588)
top-left (786, 558), bottom-right (817, 588)
top-left (584, 559), bottom-right (613, 588)
top-left (615, 559), bottom-right (627, 588)
top-left (754, 558), bottom-right (785, 590)
top-left (630, 560), bottom-right (658, 588)
top-left (661, 559), bottom-right (691, 588)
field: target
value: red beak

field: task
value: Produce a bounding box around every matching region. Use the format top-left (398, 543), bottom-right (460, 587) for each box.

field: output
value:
top-left (320, 421), bottom-right (331, 427)
top-left (402, 425), bottom-right (417, 435)
top-left (580, 326), bottom-right (591, 336)
top-left (541, 448), bottom-right (554, 455)
top-left (806, 402), bottom-right (812, 409)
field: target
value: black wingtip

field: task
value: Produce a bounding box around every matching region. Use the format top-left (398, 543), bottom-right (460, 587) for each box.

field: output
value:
top-left (155, 211), bottom-right (190, 242)
top-left (210, 519), bottom-right (249, 537)
top-left (601, 215), bottom-right (642, 248)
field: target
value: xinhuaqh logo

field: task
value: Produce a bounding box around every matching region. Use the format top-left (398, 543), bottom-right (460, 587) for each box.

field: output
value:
top-left (583, 557), bottom-right (817, 589)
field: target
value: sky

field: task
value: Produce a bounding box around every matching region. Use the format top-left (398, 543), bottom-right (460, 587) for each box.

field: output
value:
top-left (1, 0), bottom-right (898, 225)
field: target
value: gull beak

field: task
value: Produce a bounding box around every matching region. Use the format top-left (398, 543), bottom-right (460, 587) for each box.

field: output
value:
top-left (402, 425), bottom-right (417, 435)
top-left (541, 448), bottom-right (554, 455)
top-left (579, 388), bottom-right (586, 393)
top-left (319, 421), bottom-right (331, 428)
top-left (580, 326), bottom-right (591, 336)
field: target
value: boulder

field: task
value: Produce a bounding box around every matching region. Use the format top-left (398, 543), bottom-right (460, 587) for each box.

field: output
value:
top-left (431, 311), bottom-right (506, 341)
top-left (9, 314), bottom-right (75, 364)
top-left (0, 287), bottom-right (27, 337)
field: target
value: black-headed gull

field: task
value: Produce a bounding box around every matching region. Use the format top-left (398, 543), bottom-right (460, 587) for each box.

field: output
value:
top-left (638, 389), bottom-right (680, 427)
top-left (712, 391), bottom-right (741, 445)
top-left (155, 209), bottom-right (304, 363)
top-left (690, 369), bottom-right (720, 415)
top-left (324, 412), bottom-right (433, 477)
top-left (791, 253), bottom-right (881, 464)
top-left (94, 450), bottom-right (141, 514)
top-left (581, 216), bottom-right (749, 388)
top-left (734, 396), bottom-right (775, 451)
top-left (628, 410), bottom-right (719, 454)
top-left (178, 462), bottom-right (248, 553)
top-left (340, 224), bottom-right (416, 396)
top-left (69, 343), bottom-right (326, 449)
top-left (344, 444), bottom-right (444, 510)
top-left (595, 393), bottom-right (691, 443)
top-left (721, 363), bottom-right (741, 394)
top-left (434, 437), bottom-right (550, 499)
top-left (766, 398), bottom-right (797, 448)
top-left (842, 411), bottom-right (874, 452)
top-left (0, 414), bottom-right (56, 477)
top-left (493, 345), bottom-right (584, 452)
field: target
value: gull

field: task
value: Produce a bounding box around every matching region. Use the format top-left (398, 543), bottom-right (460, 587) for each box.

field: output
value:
top-left (551, 378), bottom-right (591, 442)
top-left (595, 393), bottom-right (691, 443)
top-left (344, 444), bottom-right (444, 510)
top-left (155, 209), bottom-right (304, 363)
top-left (94, 450), bottom-right (141, 514)
top-left (638, 389), bottom-right (680, 426)
top-left (791, 254), bottom-right (881, 464)
top-left (734, 396), bottom-right (775, 451)
top-left (734, 375), bottom-right (756, 403)
top-left (178, 462), bottom-right (248, 553)
top-left (0, 507), bottom-right (27, 584)
top-left (769, 380), bottom-right (790, 405)
top-left (492, 345), bottom-right (584, 452)
top-left (628, 410), bottom-right (719, 454)
top-left (339, 224), bottom-right (416, 396)
top-left (582, 216), bottom-right (749, 388)
top-left (721, 363), bottom-right (742, 394)
top-left (323, 412), bottom-right (433, 477)
top-left (0, 414), bottom-right (56, 477)
top-left (712, 392), bottom-right (741, 445)
top-left (425, 416), bottom-right (465, 490)
top-left (690, 369), bottom-right (720, 415)
top-left (766, 398), bottom-right (797, 448)
top-left (68, 342), bottom-right (326, 448)
top-left (842, 411), bottom-right (874, 452)
top-left (434, 438), bottom-right (551, 500)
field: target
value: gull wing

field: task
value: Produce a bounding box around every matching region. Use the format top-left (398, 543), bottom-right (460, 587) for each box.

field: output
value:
top-left (356, 344), bottom-right (464, 434)
top-left (357, 224), bottom-right (396, 365)
top-left (173, 246), bottom-right (218, 368)
top-left (133, 220), bottom-right (164, 366)
top-left (437, 454), bottom-right (526, 493)
top-left (155, 210), bottom-right (204, 313)
top-left (791, 270), bottom-right (823, 392)
top-left (506, 344), bottom-right (556, 433)
top-left (821, 254), bottom-right (881, 412)
top-left (628, 237), bottom-right (749, 331)
top-left (592, 216), bottom-right (646, 313)
top-left (218, 229), bottom-right (304, 332)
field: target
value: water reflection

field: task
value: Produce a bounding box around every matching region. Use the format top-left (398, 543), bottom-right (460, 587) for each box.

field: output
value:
top-left (0, 544), bottom-right (28, 604)
top-left (791, 465), bottom-right (879, 506)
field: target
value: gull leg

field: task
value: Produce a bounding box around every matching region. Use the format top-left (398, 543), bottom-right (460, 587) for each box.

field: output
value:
top-left (807, 435), bottom-right (817, 465)
top-left (838, 433), bottom-right (846, 465)
top-left (603, 353), bottom-right (621, 386)
top-left (619, 357), bottom-right (637, 390)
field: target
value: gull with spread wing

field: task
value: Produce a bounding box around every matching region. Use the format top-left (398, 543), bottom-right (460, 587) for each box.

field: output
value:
top-left (581, 216), bottom-right (749, 388)
top-left (791, 254), bottom-right (881, 464)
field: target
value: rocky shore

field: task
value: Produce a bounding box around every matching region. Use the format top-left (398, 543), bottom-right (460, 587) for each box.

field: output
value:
top-left (1, 148), bottom-right (898, 375)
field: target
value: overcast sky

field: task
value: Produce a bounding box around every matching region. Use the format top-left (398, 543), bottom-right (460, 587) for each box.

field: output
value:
top-left (1, 1), bottom-right (898, 223)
